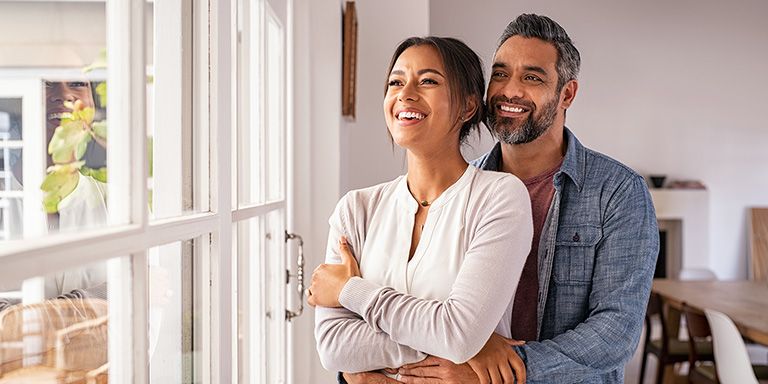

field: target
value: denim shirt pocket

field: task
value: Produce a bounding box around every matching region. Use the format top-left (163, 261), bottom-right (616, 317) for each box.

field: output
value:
top-left (553, 225), bottom-right (602, 284)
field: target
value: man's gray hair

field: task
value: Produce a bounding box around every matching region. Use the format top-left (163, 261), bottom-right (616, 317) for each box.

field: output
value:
top-left (497, 14), bottom-right (580, 91)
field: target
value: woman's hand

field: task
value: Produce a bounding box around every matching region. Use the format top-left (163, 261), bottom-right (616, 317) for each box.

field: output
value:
top-left (466, 333), bottom-right (526, 384)
top-left (307, 237), bottom-right (361, 308)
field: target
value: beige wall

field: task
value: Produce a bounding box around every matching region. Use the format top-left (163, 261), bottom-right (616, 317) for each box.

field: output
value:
top-left (339, 0), bottom-right (430, 192)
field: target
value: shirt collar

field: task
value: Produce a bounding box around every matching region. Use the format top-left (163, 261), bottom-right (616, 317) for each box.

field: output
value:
top-left (476, 127), bottom-right (586, 192)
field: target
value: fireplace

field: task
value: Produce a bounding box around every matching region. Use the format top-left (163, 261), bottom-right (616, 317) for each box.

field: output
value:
top-left (655, 220), bottom-right (682, 279)
top-left (649, 190), bottom-right (708, 278)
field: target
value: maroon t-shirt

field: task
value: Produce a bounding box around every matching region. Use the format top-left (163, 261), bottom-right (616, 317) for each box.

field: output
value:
top-left (511, 160), bottom-right (561, 341)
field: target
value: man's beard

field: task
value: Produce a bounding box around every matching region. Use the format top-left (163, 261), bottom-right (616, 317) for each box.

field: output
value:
top-left (487, 94), bottom-right (559, 145)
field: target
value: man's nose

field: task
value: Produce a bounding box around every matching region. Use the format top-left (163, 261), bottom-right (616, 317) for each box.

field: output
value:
top-left (49, 86), bottom-right (77, 103)
top-left (498, 79), bottom-right (525, 100)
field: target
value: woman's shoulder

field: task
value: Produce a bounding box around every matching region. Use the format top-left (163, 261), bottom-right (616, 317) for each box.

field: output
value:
top-left (470, 167), bottom-right (527, 197)
top-left (335, 175), bottom-right (405, 215)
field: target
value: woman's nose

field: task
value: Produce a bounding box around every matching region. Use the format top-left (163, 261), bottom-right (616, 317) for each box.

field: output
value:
top-left (397, 83), bottom-right (419, 102)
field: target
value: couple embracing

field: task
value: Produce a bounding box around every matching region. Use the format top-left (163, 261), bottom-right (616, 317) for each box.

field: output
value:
top-left (307, 14), bottom-right (659, 384)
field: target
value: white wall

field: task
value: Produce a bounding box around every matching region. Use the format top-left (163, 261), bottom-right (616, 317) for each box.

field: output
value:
top-left (292, 0), bottom-right (430, 381)
top-left (430, 0), bottom-right (768, 279)
top-left (0, 2), bottom-right (105, 67)
top-left (291, 0), bottom-right (343, 382)
top-left (340, 0), bottom-right (430, 192)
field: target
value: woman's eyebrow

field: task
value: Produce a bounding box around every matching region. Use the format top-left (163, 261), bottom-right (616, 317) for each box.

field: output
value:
top-left (389, 68), bottom-right (445, 78)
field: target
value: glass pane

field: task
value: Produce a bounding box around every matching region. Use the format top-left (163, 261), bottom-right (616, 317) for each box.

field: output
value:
top-left (0, 259), bottom-right (112, 382)
top-left (148, 1), bottom-right (203, 220)
top-left (0, 98), bottom-right (20, 243)
top-left (237, 209), bottom-right (285, 384)
top-left (0, 99), bottom-right (23, 241)
top-left (0, 2), bottom-right (111, 241)
top-left (265, 15), bottom-right (285, 202)
top-left (236, 0), bottom-right (264, 207)
top-left (148, 237), bottom-right (201, 383)
top-left (237, 215), bottom-right (264, 382)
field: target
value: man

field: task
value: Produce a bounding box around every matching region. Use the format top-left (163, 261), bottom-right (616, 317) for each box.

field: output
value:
top-left (343, 14), bottom-right (659, 384)
top-left (45, 80), bottom-right (106, 169)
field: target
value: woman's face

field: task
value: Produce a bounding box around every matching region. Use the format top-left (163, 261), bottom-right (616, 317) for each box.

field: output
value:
top-left (383, 45), bottom-right (461, 152)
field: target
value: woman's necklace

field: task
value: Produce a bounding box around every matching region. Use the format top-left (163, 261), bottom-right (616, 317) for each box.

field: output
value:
top-left (420, 200), bottom-right (430, 207)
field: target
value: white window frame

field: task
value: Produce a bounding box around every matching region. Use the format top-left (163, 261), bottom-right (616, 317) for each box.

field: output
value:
top-left (0, 0), bottom-right (297, 381)
top-left (0, 1), bottom-right (243, 384)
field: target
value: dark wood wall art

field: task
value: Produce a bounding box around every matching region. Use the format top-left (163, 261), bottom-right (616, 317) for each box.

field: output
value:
top-left (342, 1), bottom-right (358, 118)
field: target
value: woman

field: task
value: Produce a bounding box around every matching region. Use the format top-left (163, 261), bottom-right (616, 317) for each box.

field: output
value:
top-left (309, 37), bottom-right (532, 383)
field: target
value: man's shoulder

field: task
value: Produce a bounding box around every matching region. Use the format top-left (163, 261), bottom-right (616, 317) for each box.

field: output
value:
top-left (470, 143), bottom-right (502, 171)
top-left (581, 146), bottom-right (644, 186)
top-left (566, 144), bottom-right (653, 217)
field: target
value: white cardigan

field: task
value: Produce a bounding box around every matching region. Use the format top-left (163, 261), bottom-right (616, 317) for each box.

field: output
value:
top-left (315, 165), bottom-right (532, 372)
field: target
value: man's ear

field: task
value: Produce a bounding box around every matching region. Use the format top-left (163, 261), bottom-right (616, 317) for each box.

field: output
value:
top-left (560, 79), bottom-right (578, 109)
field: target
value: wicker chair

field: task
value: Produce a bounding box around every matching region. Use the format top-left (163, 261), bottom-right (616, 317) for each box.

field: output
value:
top-left (0, 297), bottom-right (108, 383)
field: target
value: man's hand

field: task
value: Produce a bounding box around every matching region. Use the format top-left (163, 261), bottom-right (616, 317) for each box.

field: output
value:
top-left (466, 333), bottom-right (526, 384)
top-left (397, 334), bottom-right (526, 384)
top-left (343, 371), bottom-right (403, 384)
top-left (307, 237), bottom-right (361, 308)
top-left (397, 356), bottom-right (478, 384)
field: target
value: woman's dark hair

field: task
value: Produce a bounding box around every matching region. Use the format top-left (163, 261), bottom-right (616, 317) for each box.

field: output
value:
top-left (385, 36), bottom-right (485, 144)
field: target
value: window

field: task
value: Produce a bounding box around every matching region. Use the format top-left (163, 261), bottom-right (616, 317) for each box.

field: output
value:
top-left (235, 0), bottom-right (292, 382)
top-left (0, 0), bottom-right (295, 382)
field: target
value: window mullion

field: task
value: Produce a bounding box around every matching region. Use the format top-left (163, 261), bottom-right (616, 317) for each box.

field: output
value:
top-left (209, 0), bottom-right (235, 383)
top-left (107, 0), bottom-right (147, 382)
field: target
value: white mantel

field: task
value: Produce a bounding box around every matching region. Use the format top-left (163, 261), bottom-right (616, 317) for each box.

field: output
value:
top-left (649, 189), bottom-right (710, 275)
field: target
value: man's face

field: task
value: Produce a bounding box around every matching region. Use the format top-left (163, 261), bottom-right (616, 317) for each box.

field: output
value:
top-left (45, 81), bottom-right (95, 134)
top-left (486, 36), bottom-right (562, 145)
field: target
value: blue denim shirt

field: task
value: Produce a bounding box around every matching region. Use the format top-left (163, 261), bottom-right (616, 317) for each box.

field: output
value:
top-left (338, 128), bottom-right (658, 384)
top-left (471, 128), bottom-right (659, 383)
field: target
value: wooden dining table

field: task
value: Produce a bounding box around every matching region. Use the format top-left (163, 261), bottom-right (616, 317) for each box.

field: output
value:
top-left (652, 279), bottom-right (768, 345)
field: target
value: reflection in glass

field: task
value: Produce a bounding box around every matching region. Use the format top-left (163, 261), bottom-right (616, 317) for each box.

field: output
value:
top-left (42, 79), bottom-right (109, 233)
top-left (0, 99), bottom-right (23, 241)
top-left (0, 2), bottom-right (109, 242)
top-left (0, 259), bottom-right (111, 383)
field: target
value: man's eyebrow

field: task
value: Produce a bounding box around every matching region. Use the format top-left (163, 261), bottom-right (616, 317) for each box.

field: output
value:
top-left (389, 68), bottom-right (446, 77)
top-left (524, 65), bottom-right (549, 76)
top-left (491, 63), bottom-right (550, 76)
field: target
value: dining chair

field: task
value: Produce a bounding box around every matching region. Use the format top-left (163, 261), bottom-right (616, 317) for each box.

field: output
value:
top-left (640, 292), bottom-right (690, 384)
top-left (682, 303), bottom-right (716, 383)
top-left (705, 309), bottom-right (761, 384)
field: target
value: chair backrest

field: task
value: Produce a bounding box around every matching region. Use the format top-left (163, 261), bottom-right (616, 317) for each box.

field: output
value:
top-left (0, 297), bottom-right (108, 376)
top-left (749, 207), bottom-right (768, 281)
top-left (55, 315), bottom-right (108, 371)
top-left (682, 303), bottom-right (713, 365)
top-left (645, 292), bottom-right (670, 350)
top-left (704, 309), bottom-right (758, 384)
top-left (678, 268), bottom-right (718, 281)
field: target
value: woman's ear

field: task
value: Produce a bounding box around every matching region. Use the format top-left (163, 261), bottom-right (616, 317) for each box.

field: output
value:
top-left (463, 97), bottom-right (479, 122)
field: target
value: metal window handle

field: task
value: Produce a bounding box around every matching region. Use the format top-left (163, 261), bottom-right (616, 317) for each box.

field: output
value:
top-left (285, 231), bottom-right (305, 321)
